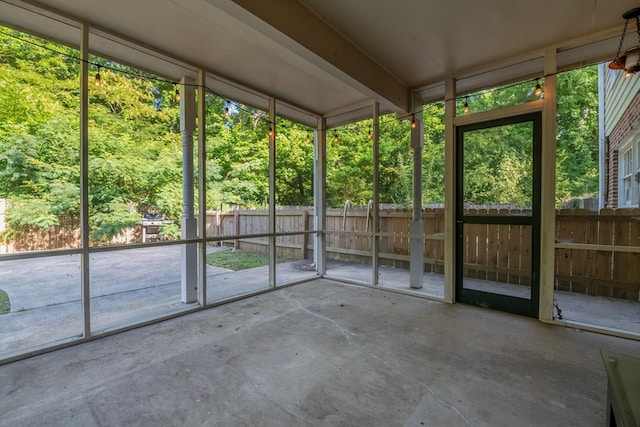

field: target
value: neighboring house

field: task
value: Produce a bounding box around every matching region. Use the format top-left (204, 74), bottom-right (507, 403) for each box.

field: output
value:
top-left (599, 63), bottom-right (640, 208)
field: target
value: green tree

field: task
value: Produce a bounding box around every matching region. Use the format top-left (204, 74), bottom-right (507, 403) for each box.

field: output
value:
top-left (275, 120), bottom-right (314, 206)
top-left (205, 98), bottom-right (270, 209)
top-left (556, 66), bottom-right (599, 204)
top-left (439, 67), bottom-right (599, 207)
top-left (379, 117), bottom-right (412, 207)
top-left (421, 102), bottom-right (446, 204)
top-left (0, 24), bottom-right (601, 248)
top-left (326, 122), bottom-right (373, 207)
top-left (0, 29), bottom-right (80, 236)
top-left (87, 64), bottom-right (182, 241)
top-left (461, 122), bottom-right (533, 206)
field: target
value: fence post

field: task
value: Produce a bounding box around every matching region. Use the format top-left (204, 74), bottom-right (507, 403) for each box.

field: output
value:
top-left (234, 209), bottom-right (240, 250)
top-left (302, 209), bottom-right (309, 260)
top-left (215, 210), bottom-right (220, 238)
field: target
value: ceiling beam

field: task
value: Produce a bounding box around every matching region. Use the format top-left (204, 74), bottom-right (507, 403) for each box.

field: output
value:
top-left (229, 0), bottom-right (409, 113)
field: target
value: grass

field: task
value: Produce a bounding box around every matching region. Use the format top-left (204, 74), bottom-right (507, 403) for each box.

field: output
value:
top-left (206, 249), bottom-right (271, 271)
top-left (0, 289), bottom-right (10, 315)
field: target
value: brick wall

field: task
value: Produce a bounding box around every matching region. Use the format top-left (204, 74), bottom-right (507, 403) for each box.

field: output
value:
top-left (607, 90), bottom-right (640, 207)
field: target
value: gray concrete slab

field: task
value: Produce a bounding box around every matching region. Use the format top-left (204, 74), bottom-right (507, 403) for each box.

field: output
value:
top-left (331, 263), bottom-right (640, 334)
top-left (0, 246), bottom-right (319, 355)
top-left (2, 248), bottom-right (639, 357)
top-left (1, 279), bottom-right (639, 426)
top-left (0, 245), bottom-right (232, 311)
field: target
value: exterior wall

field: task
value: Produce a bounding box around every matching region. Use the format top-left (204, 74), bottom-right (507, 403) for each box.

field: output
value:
top-left (601, 65), bottom-right (640, 208)
top-left (606, 91), bottom-right (640, 207)
top-left (602, 65), bottom-right (640, 136)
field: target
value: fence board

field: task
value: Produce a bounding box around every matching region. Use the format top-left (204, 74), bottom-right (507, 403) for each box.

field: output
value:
top-left (475, 209), bottom-right (488, 281)
top-left (484, 208), bottom-right (498, 282)
top-left (584, 209), bottom-right (599, 295)
top-left (463, 209), bottom-right (476, 279)
top-left (495, 209), bottom-right (520, 283)
top-left (433, 208), bottom-right (445, 274)
top-left (630, 209), bottom-right (640, 301)
top-left (423, 210), bottom-right (436, 272)
top-left (378, 214), bottom-right (389, 257)
top-left (612, 209), bottom-right (638, 299)
top-left (555, 209), bottom-right (574, 293)
top-left (569, 210), bottom-right (588, 293)
top-left (596, 208), bottom-right (615, 297)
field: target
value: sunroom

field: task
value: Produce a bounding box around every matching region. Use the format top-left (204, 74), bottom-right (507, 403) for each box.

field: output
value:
top-left (1, 0), bottom-right (639, 425)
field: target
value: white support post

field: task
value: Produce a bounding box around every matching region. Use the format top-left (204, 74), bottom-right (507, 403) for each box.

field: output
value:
top-left (410, 115), bottom-right (424, 289)
top-left (539, 49), bottom-right (558, 321)
top-left (197, 70), bottom-right (207, 306)
top-left (314, 117), bottom-right (327, 276)
top-left (180, 76), bottom-right (197, 303)
top-left (444, 78), bottom-right (456, 303)
top-left (80, 24), bottom-right (91, 336)
top-left (372, 102), bottom-right (380, 286)
top-left (269, 98), bottom-right (277, 287)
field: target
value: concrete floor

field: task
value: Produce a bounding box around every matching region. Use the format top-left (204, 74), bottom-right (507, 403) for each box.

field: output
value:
top-left (0, 246), bottom-right (318, 356)
top-left (3, 250), bottom-right (639, 360)
top-left (327, 261), bottom-right (640, 333)
top-left (2, 279), bottom-right (639, 426)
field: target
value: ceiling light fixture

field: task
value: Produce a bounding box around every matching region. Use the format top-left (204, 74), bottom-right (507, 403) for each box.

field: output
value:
top-left (174, 84), bottom-right (180, 102)
top-left (94, 66), bottom-right (101, 87)
top-left (463, 97), bottom-right (469, 114)
top-left (411, 114), bottom-right (417, 129)
top-left (609, 7), bottom-right (640, 77)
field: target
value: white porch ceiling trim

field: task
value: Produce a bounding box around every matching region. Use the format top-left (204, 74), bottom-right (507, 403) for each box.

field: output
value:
top-left (227, 0), bottom-right (410, 115)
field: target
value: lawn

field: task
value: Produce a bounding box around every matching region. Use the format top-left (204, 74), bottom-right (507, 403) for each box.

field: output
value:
top-left (206, 249), bottom-right (271, 271)
top-left (0, 289), bottom-right (10, 315)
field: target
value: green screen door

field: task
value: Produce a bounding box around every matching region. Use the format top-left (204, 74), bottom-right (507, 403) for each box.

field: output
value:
top-left (455, 112), bottom-right (541, 318)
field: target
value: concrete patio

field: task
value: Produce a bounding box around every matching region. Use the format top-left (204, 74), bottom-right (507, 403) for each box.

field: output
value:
top-left (1, 245), bottom-right (639, 358)
top-left (0, 245), bottom-right (318, 356)
top-left (2, 278), bottom-right (640, 426)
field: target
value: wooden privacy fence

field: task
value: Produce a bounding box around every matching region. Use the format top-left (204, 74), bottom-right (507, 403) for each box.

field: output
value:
top-left (205, 209), bottom-right (313, 260)
top-left (2, 207), bottom-right (638, 301)
top-left (555, 208), bottom-right (640, 300)
top-left (205, 207), bottom-right (640, 301)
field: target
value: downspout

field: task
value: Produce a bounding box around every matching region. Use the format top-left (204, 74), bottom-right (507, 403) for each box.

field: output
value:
top-left (604, 136), bottom-right (610, 207)
top-left (598, 63), bottom-right (606, 209)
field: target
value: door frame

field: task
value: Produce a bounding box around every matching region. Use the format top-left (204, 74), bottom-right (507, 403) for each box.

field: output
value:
top-left (455, 111), bottom-right (542, 318)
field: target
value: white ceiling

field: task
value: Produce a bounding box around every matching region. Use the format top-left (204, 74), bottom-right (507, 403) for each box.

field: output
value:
top-left (1, 0), bottom-right (639, 126)
top-left (299, 0), bottom-right (629, 86)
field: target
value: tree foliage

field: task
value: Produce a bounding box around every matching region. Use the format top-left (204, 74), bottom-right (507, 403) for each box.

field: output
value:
top-left (556, 67), bottom-right (599, 202)
top-left (462, 122), bottom-right (533, 206)
top-left (0, 26), bottom-right (601, 247)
